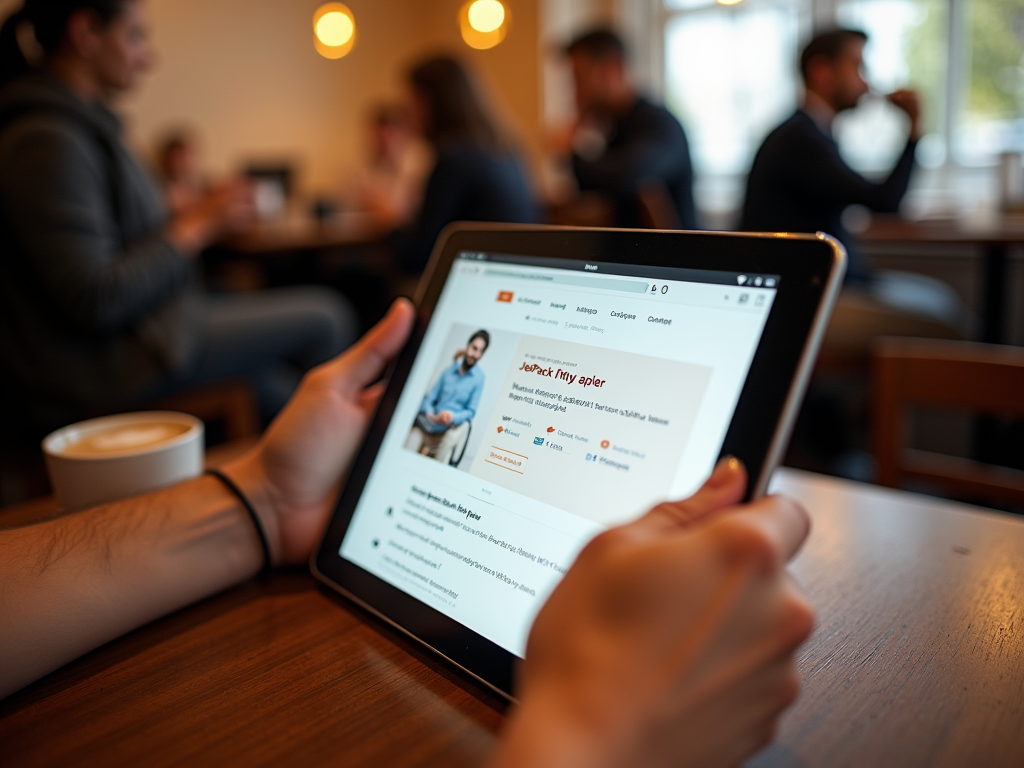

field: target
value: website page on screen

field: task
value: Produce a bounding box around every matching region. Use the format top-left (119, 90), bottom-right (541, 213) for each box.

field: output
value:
top-left (340, 252), bottom-right (778, 656)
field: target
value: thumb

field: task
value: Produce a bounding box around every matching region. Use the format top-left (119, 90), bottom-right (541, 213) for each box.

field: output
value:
top-left (333, 298), bottom-right (416, 396)
top-left (637, 457), bottom-right (748, 532)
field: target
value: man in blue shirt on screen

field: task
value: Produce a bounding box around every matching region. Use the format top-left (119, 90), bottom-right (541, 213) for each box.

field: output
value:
top-left (405, 329), bottom-right (489, 464)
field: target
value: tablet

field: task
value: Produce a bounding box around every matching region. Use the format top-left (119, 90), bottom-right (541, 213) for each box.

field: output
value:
top-left (314, 225), bottom-right (845, 698)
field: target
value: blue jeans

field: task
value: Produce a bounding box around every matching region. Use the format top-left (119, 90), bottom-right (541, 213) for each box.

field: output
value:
top-left (151, 287), bottom-right (358, 420)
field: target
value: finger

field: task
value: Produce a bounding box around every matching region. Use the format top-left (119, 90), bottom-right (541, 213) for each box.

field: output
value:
top-left (332, 299), bottom-right (415, 396)
top-left (636, 456), bottom-right (748, 532)
top-left (357, 381), bottom-right (386, 418)
top-left (721, 494), bottom-right (811, 565)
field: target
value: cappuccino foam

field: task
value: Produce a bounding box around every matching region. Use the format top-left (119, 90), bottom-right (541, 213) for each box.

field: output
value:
top-left (59, 422), bottom-right (192, 456)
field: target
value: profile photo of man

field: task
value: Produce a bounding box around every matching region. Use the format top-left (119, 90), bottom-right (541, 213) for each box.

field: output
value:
top-left (405, 329), bottom-right (489, 465)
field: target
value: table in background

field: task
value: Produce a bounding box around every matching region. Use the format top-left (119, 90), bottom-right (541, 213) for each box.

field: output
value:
top-left (861, 214), bottom-right (1024, 344)
top-left (225, 212), bottom-right (386, 256)
top-left (2, 470), bottom-right (1022, 767)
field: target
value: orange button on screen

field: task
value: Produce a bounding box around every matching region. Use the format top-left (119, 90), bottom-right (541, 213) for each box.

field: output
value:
top-left (497, 291), bottom-right (513, 303)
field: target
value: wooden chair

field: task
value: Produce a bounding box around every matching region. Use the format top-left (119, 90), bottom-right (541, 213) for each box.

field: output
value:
top-left (872, 337), bottom-right (1024, 505)
top-left (149, 379), bottom-right (261, 442)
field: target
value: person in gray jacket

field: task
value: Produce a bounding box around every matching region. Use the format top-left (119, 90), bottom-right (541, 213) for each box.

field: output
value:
top-left (0, 0), bottom-right (357, 435)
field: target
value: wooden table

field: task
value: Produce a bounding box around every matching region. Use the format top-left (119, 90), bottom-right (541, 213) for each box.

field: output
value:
top-left (2, 470), bottom-right (1022, 767)
top-left (861, 214), bottom-right (1024, 344)
top-left (225, 213), bottom-right (386, 256)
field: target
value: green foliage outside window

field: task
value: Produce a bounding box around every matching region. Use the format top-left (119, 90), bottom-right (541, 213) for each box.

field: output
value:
top-left (903, 0), bottom-right (948, 135)
top-left (967, 0), bottom-right (1024, 123)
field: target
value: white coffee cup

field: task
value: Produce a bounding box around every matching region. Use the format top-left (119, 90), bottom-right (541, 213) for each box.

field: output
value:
top-left (42, 411), bottom-right (204, 510)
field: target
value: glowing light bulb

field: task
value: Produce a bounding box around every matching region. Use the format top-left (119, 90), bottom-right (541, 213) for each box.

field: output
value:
top-left (313, 3), bottom-right (356, 59)
top-left (460, 0), bottom-right (508, 50)
top-left (468, 0), bottom-right (505, 33)
top-left (317, 12), bottom-right (353, 46)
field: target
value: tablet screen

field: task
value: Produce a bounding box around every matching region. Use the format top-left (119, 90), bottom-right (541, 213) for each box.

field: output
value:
top-left (339, 251), bottom-right (779, 657)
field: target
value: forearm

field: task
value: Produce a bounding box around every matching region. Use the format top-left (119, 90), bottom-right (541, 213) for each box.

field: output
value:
top-left (449, 407), bottom-right (474, 425)
top-left (831, 139), bottom-right (917, 213)
top-left (876, 138), bottom-right (918, 211)
top-left (0, 475), bottom-right (263, 699)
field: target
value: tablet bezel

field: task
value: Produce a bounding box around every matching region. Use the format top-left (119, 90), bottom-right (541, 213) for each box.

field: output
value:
top-left (313, 224), bottom-right (845, 699)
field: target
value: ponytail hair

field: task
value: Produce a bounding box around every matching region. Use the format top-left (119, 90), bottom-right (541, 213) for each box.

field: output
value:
top-left (0, 0), bottom-right (128, 89)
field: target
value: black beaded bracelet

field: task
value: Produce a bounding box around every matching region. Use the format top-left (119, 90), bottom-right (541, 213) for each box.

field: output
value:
top-left (206, 468), bottom-right (272, 570)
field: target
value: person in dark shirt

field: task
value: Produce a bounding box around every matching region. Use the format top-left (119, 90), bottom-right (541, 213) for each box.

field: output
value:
top-left (741, 29), bottom-right (921, 284)
top-left (556, 28), bottom-right (696, 230)
top-left (393, 56), bottom-right (538, 274)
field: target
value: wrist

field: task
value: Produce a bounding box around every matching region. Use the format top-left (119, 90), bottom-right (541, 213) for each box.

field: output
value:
top-left (491, 688), bottom-right (625, 768)
top-left (218, 451), bottom-right (284, 567)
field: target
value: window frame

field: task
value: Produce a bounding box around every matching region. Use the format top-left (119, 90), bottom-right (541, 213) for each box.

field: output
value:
top-left (654, 0), bottom-right (1000, 172)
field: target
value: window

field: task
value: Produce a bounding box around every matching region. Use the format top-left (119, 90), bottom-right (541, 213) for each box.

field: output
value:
top-left (659, 0), bottom-right (1024, 215)
top-left (664, 0), bottom-right (808, 176)
top-left (835, 0), bottom-right (947, 171)
top-left (959, 0), bottom-right (1024, 164)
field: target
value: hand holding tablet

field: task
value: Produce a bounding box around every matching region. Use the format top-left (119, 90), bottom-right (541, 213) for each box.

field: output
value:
top-left (494, 459), bottom-right (814, 768)
top-left (314, 224), bottom-right (844, 696)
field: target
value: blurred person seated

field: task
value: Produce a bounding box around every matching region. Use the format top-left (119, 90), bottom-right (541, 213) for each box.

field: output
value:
top-left (156, 128), bottom-right (207, 216)
top-left (552, 28), bottom-right (696, 230)
top-left (385, 56), bottom-right (539, 275)
top-left (742, 29), bottom-right (923, 287)
top-left (1, 300), bottom-right (815, 768)
top-left (0, 0), bottom-right (357, 436)
top-left (346, 103), bottom-right (432, 228)
top-left (741, 29), bottom-right (966, 478)
top-left (740, 28), bottom-right (967, 347)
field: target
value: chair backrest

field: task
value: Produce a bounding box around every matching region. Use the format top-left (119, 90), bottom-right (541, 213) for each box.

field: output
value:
top-left (449, 422), bottom-right (472, 468)
top-left (872, 337), bottom-right (1024, 505)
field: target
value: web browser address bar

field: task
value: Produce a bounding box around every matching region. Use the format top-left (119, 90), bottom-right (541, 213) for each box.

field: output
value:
top-left (483, 268), bottom-right (649, 295)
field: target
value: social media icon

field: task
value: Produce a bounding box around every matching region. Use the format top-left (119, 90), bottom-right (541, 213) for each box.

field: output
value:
top-left (534, 436), bottom-right (545, 445)
top-left (497, 290), bottom-right (513, 303)
top-left (497, 426), bottom-right (504, 433)
top-left (547, 426), bottom-right (556, 433)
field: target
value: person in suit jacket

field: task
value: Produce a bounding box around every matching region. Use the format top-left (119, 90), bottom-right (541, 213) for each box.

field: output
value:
top-left (741, 28), bottom-right (920, 285)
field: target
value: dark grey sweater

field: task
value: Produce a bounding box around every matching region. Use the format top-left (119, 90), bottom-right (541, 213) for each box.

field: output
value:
top-left (0, 73), bottom-right (199, 431)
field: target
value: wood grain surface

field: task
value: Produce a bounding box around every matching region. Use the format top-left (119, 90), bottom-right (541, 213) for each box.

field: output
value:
top-left (2, 469), bottom-right (1022, 767)
top-left (760, 471), bottom-right (1024, 768)
top-left (860, 213), bottom-right (1024, 244)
